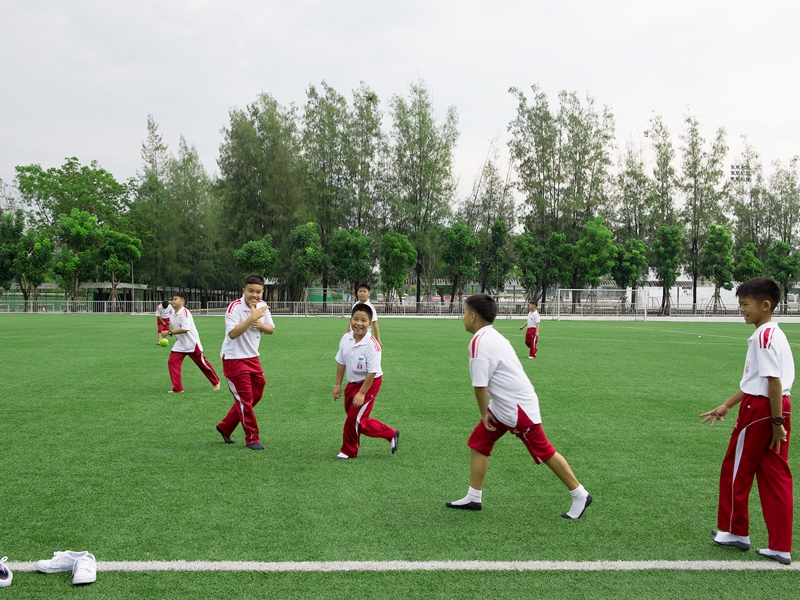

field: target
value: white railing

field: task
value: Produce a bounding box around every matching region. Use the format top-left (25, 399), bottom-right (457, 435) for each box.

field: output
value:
top-left (0, 300), bottom-right (202, 314)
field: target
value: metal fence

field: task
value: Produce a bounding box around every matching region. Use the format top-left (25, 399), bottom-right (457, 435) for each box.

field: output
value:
top-left (0, 300), bottom-right (202, 314)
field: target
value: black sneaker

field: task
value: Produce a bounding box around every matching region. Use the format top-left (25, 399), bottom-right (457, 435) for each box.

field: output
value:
top-left (756, 549), bottom-right (791, 565)
top-left (216, 426), bottom-right (235, 444)
top-left (391, 430), bottom-right (400, 454)
top-left (247, 442), bottom-right (264, 450)
top-left (711, 529), bottom-right (750, 550)
top-left (445, 501), bottom-right (482, 511)
top-left (561, 494), bottom-right (593, 519)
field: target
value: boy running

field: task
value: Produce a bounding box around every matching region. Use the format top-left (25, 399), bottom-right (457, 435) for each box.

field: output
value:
top-left (447, 293), bottom-right (591, 518)
top-left (156, 300), bottom-right (174, 345)
top-left (333, 303), bottom-right (399, 459)
top-left (345, 283), bottom-right (381, 347)
top-left (518, 301), bottom-right (540, 359)
top-left (701, 277), bottom-right (794, 565)
top-left (216, 274), bottom-right (275, 450)
top-left (167, 292), bottom-right (220, 393)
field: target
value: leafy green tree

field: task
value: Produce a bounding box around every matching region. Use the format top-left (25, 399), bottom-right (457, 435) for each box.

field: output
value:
top-left (329, 229), bottom-right (373, 295)
top-left (644, 114), bottom-right (678, 226)
top-left (15, 156), bottom-right (127, 228)
top-left (699, 225), bottom-right (734, 312)
top-left (732, 243), bottom-right (764, 283)
top-left (652, 225), bottom-right (684, 313)
top-left (378, 231), bottom-right (417, 303)
top-left (576, 217), bottom-right (615, 294)
top-left (0, 210), bottom-right (53, 311)
top-left (99, 229), bottom-right (142, 309)
top-left (512, 232), bottom-right (545, 302)
top-left (730, 138), bottom-right (769, 257)
top-left (234, 235), bottom-right (278, 279)
top-left (610, 237), bottom-right (648, 308)
top-left (614, 143), bottom-right (651, 241)
top-left (442, 222), bottom-right (479, 311)
top-left (488, 220), bottom-right (513, 296)
top-left (768, 157), bottom-right (800, 248)
top-left (389, 80), bottom-right (458, 303)
top-left (679, 114), bottom-right (728, 311)
top-left (282, 223), bottom-right (324, 301)
top-left (766, 240), bottom-right (800, 313)
top-left (55, 208), bottom-right (103, 305)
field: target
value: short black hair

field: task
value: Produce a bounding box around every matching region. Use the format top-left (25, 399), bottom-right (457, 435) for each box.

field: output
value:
top-left (357, 282), bottom-right (371, 292)
top-left (244, 273), bottom-right (266, 287)
top-left (736, 277), bottom-right (781, 312)
top-left (351, 302), bottom-right (373, 320)
top-left (172, 291), bottom-right (188, 303)
top-left (464, 293), bottom-right (497, 323)
top-left (161, 300), bottom-right (169, 308)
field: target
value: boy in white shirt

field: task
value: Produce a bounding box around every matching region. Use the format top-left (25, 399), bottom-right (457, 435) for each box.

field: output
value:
top-left (447, 293), bottom-right (592, 519)
top-left (701, 277), bottom-right (795, 565)
top-left (216, 274), bottom-right (275, 450)
top-left (333, 303), bottom-right (398, 459)
top-left (167, 292), bottom-right (220, 393)
top-left (155, 300), bottom-right (174, 345)
top-left (518, 301), bottom-right (540, 358)
top-left (345, 283), bottom-right (382, 347)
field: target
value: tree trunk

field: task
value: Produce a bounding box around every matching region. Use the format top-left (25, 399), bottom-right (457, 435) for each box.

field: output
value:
top-left (449, 275), bottom-right (459, 313)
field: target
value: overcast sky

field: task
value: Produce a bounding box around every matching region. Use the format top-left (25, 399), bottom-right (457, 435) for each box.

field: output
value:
top-left (1, 0), bottom-right (798, 200)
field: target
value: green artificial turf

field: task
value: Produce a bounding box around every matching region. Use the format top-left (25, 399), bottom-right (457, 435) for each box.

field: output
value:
top-left (2, 314), bottom-right (799, 597)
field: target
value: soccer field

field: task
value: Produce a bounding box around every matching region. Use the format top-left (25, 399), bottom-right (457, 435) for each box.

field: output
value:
top-left (2, 314), bottom-right (800, 598)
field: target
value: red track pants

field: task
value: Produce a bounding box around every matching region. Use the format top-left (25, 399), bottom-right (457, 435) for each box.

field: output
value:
top-left (524, 327), bottom-right (538, 357)
top-left (717, 393), bottom-right (793, 551)
top-left (217, 357), bottom-right (265, 446)
top-left (168, 345), bottom-right (220, 392)
top-left (341, 377), bottom-right (396, 458)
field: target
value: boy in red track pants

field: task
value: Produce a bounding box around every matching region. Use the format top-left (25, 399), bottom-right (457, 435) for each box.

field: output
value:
top-left (332, 303), bottom-right (399, 459)
top-left (216, 274), bottom-right (275, 450)
top-left (701, 277), bottom-right (795, 565)
top-left (167, 292), bottom-right (220, 393)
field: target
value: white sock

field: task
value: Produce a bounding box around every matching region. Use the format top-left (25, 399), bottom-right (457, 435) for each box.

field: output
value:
top-left (760, 548), bottom-right (790, 559)
top-left (565, 484), bottom-right (589, 519)
top-left (714, 531), bottom-right (751, 544)
top-left (450, 486), bottom-right (482, 506)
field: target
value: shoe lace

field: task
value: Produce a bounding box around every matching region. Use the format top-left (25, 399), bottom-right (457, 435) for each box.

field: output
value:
top-left (0, 557), bottom-right (8, 577)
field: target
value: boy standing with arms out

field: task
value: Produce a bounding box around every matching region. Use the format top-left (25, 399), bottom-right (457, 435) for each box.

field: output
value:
top-left (216, 274), bottom-right (275, 450)
top-left (333, 303), bottom-right (399, 459)
top-left (518, 300), bottom-right (540, 359)
top-left (156, 300), bottom-right (174, 345)
top-left (447, 294), bottom-right (591, 518)
top-left (701, 277), bottom-right (794, 565)
top-left (167, 292), bottom-right (220, 393)
top-left (345, 283), bottom-right (382, 347)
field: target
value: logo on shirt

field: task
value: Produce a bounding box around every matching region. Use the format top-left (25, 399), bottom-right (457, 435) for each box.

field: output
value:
top-left (744, 364), bottom-right (750, 375)
top-left (356, 356), bottom-right (365, 371)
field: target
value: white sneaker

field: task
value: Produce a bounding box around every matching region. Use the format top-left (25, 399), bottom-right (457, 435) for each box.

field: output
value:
top-left (0, 556), bottom-right (12, 588)
top-left (72, 553), bottom-right (96, 585)
top-left (36, 550), bottom-right (87, 573)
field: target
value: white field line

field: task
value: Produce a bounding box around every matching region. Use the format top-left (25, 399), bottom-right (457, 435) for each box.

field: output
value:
top-left (8, 560), bottom-right (798, 572)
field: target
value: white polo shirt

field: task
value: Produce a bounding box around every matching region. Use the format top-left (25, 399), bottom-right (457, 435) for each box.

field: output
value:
top-left (156, 304), bottom-right (174, 320)
top-left (352, 300), bottom-right (378, 323)
top-left (171, 307), bottom-right (202, 353)
top-left (220, 297), bottom-right (275, 360)
top-left (469, 325), bottom-right (541, 427)
top-left (336, 331), bottom-right (382, 383)
top-left (740, 322), bottom-right (794, 397)
top-left (526, 310), bottom-right (540, 329)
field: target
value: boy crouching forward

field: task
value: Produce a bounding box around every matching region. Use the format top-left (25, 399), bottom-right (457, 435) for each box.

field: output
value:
top-left (447, 293), bottom-right (592, 519)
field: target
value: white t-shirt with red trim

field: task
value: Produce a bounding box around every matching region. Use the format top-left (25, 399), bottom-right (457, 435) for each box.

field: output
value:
top-left (468, 325), bottom-right (541, 427)
top-left (171, 307), bottom-right (202, 353)
top-left (526, 310), bottom-right (540, 329)
top-left (740, 322), bottom-right (794, 397)
top-left (336, 331), bottom-right (382, 383)
top-left (156, 304), bottom-right (174, 320)
top-left (220, 297), bottom-right (275, 360)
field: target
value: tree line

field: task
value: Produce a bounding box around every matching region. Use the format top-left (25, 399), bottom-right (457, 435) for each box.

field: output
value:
top-left (1, 80), bottom-right (799, 311)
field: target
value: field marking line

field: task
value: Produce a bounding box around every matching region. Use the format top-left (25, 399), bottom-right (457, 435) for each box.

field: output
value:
top-left (8, 560), bottom-right (798, 572)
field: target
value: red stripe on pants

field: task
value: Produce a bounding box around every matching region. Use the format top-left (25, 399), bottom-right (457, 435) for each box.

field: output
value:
top-left (341, 376), bottom-right (395, 458)
top-left (524, 327), bottom-right (538, 357)
top-left (218, 357), bottom-right (265, 446)
top-left (717, 394), bottom-right (793, 551)
top-left (168, 345), bottom-right (220, 392)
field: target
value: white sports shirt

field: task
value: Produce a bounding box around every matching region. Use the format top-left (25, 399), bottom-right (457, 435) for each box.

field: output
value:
top-left (155, 304), bottom-right (174, 319)
top-left (171, 307), bottom-right (202, 353)
top-left (740, 322), bottom-right (794, 397)
top-left (220, 297), bottom-right (275, 360)
top-left (469, 325), bottom-right (541, 427)
top-left (526, 310), bottom-right (540, 329)
top-left (336, 332), bottom-right (382, 383)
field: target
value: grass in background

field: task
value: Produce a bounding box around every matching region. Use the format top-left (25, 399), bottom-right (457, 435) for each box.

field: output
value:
top-left (2, 314), bottom-right (799, 597)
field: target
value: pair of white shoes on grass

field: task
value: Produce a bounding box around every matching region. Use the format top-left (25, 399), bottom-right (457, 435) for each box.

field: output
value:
top-left (36, 550), bottom-right (97, 585)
